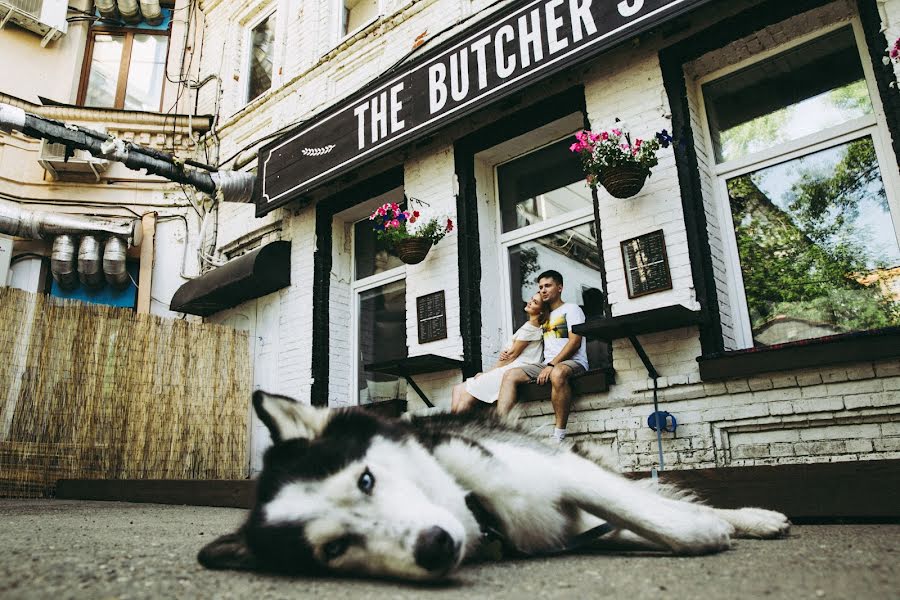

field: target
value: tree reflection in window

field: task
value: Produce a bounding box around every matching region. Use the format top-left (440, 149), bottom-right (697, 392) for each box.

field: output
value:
top-left (728, 137), bottom-right (900, 346)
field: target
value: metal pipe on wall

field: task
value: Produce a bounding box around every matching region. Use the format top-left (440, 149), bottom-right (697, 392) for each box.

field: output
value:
top-left (77, 236), bottom-right (105, 289)
top-left (0, 199), bottom-right (139, 244)
top-left (139, 0), bottom-right (163, 25)
top-left (103, 236), bottom-right (130, 289)
top-left (50, 235), bottom-right (78, 291)
top-left (94, 0), bottom-right (119, 21)
top-left (116, 0), bottom-right (141, 24)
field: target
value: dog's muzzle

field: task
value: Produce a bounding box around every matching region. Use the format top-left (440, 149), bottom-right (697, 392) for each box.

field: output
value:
top-left (413, 526), bottom-right (460, 574)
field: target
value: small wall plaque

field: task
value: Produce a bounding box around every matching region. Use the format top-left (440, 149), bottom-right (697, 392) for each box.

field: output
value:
top-left (621, 230), bottom-right (673, 298)
top-left (417, 291), bottom-right (447, 344)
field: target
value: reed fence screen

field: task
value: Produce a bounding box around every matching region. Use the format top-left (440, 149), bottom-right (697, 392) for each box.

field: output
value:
top-left (0, 287), bottom-right (251, 498)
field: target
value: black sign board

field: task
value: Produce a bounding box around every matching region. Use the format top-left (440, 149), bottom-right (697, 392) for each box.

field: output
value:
top-left (621, 229), bottom-right (672, 298)
top-left (417, 291), bottom-right (447, 344)
top-left (257, 0), bottom-right (710, 215)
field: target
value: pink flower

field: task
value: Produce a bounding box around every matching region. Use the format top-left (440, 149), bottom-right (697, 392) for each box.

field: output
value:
top-left (612, 128), bottom-right (622, 136)
top-left (620, 143), bottom-right (630, 151)
top-left (634, 139), bottom-right (643, 149)
top-left (600, 132), bottom-right (609, 141)
top-left (377, 207), bottom-right (386, 216)
top-left (390, 219), bottom-right (400, 228)
top-left (391, 202), bottom-right (400, 211)
top-left (570, 142), bottom-right (580, 152)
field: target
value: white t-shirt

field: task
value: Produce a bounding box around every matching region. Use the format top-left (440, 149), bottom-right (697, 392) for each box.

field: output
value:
top-left (507, 322), bottom-right (544, 365)
top-left (542, 303), bottom-right (588, 370)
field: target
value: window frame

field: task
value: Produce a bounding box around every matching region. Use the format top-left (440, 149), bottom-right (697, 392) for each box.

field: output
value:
top-left (694, 18), bottom-right (900, 350)
top-left (78, 24), bottom-right (172, 112)
top-left (494, 134), bottom-right (597, 340)
top-left (242, 7), bottom-right (278, 105)
top-left (347, 190), bottom-right (407, 406)
top-left (335, 0), bottom-right (384, 43)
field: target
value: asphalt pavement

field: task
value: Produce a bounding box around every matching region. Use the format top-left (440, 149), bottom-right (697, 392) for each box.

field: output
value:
top-left (0, 499), bottom-right (896, 599)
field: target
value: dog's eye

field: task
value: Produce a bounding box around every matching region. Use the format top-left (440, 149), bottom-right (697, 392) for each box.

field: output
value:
top-left (322, 536), bottom-right (351, 561)
top-left (357, 468), bottom-right (375, 495)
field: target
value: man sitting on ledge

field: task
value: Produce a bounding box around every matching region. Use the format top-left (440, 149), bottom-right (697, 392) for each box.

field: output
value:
top-left (497, 270), bottom-right (588, 442)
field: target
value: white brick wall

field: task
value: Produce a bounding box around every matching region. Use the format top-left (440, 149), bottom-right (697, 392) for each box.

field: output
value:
top-left (195, 0), bottom-right (900, 469)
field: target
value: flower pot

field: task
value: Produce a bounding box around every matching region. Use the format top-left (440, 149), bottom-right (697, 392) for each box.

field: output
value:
top-left (394, 237), bottom-right (433, 264)
top-left (598, 164), bottom-right (648, 199)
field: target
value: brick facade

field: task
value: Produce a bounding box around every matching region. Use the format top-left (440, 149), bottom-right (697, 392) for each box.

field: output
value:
top-left (195, 0), bottom-right (900, 471)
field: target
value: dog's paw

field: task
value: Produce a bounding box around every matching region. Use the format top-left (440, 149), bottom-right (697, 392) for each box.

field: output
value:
top-left (727, 508), bottom-right (791, 539)
top-left (665, 514), bottom-right (734, 555)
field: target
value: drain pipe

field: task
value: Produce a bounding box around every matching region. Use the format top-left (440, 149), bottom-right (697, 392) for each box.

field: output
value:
top-left (0, 103), bottom-right (256, 203)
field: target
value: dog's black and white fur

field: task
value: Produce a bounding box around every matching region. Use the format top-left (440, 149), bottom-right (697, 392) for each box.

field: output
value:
top-left (199, 391), bottom-right (790, 580)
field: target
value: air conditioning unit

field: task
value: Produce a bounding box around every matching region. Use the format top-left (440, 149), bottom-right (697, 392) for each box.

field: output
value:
top-left (0, 0), bottom-right (68, 46)
top-left (39, 139), bottom-right (110, 181)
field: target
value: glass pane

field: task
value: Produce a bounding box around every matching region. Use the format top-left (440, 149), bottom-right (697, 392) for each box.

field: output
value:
top-left (357, 280), bottom-right (407, 404)
top-left (507, 223), bottom-right (605, 331)
top-left (124, 34), bottom-right (168, 111)
top-left (728, 137), bottom-right (900, 347)
top-left (344, 0), bottom-right (378, 36)
top-left (248, 13), bottom-right (276, 102)
top-left (354, 188), bottom-right (405, 280)
top-left (84, 34), bottom-right (125, 108)
top-left (704, 27), bottom-right (873, 163)
top-left (497, 138), bottom-right (593, 233)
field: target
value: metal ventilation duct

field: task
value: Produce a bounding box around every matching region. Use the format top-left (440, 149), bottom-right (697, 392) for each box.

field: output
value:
top-left (116, 0), bottom-right (141, 24)
top-left (77, 235), bottom-right (105, 289)
top-left (51, 235), bottom-right (78, 291)
top-left (103, 236), bottom-right (130, 289)
top-left (0, 199), bottom-right (139, 244)
top-left (94, 0), bottom-right (119, 21)
top-left (139, 0), bottom-right (162, 25)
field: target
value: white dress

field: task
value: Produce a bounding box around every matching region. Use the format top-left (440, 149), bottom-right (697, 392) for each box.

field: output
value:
top-left (464, 322), bottom-right (544, 403)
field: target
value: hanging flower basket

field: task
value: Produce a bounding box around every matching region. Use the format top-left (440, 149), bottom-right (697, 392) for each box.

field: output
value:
top-left (393, 237), bottom-right (433, 264)
top-left (570, 122), bottom-right (673, 199)
top-left (598, 164), bottom-right (648, 199)
top-left (369, 198), bottom-right (453, 266)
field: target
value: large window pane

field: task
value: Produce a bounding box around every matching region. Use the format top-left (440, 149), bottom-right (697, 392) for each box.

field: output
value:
top-left (728, 137), bottom-right (900, 346)
top-left (357, 280), bottom-right (407, 404)
top-left (84, 34), bottom-right (124, 108)
top-left (507, 223), bottom-right (605, 331)
top-left (704, 27), bottom-right (873, 163)
top-left (248, 13), bottom-right (276, 102)
top-left (124, 34), bottom-right (168, 111)
top-left (497, 139), bottom-right (592, 233)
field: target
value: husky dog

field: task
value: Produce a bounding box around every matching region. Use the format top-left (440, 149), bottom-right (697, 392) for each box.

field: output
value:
top-left (199, 391), bottom-right (790, 580)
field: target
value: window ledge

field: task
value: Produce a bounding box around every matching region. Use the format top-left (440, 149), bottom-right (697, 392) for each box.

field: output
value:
top-left (698, 327), bottom-right (900, 380)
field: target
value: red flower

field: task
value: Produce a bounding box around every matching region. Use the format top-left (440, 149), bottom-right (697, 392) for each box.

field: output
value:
top-left (413, 210), bottom-right (420, 218)
top-left (446, 218), bottom-right (454, 231)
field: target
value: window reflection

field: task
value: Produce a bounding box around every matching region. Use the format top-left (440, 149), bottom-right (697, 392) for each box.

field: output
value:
top-left (85, 34), bottom-right (125, 108)
top-left (704, 27), bottom-right (873, 163)
top-left (248, 14), bottom-right (276, 102)
top-left (507, 223), bottom-right (604, 331)
top-left (728, 137), bottom-right (900, 346)
top-left (497, 138), bottom-right (593, 232)
top-left (357, 280), bottom-right (407, 404)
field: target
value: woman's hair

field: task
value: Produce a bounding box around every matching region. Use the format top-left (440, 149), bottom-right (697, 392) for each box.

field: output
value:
top-left (536, 297), bottom-right (551, 324)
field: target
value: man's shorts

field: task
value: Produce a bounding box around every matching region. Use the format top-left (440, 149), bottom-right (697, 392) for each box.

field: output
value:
top-left (517, 360), bottom-right (586, 381)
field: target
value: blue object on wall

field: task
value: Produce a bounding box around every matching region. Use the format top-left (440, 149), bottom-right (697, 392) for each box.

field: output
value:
top-left (50, 262), bottom-right (138, 308)
top-left (647, 410), bottom-right (677, 433)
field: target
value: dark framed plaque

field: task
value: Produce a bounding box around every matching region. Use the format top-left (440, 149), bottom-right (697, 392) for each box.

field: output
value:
top-left (417, 291), bottom-right (447, 344)
top-left (621, 230), bottom-right (673, 298)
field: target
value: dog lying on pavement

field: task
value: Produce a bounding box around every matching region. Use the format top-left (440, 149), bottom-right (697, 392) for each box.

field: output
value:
top-left (199, 390), bottom-right (790, 580)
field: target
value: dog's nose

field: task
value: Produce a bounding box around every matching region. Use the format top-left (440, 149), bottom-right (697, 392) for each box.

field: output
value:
top-left (414, 526), bottom-right (459, 573)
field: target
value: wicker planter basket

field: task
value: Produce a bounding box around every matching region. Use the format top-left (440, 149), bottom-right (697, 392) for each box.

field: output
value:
top-left (394, 237), bottom-right (433, 264)
top-left (598, 164), bottom-right (648, 199)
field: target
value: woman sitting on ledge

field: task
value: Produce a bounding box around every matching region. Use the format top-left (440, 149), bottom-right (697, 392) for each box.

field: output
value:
top-left (451, 292), bottom-right (548, 414)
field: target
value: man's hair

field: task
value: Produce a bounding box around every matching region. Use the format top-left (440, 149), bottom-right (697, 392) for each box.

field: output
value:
top-left (537, 270), bottom-right (563, 286)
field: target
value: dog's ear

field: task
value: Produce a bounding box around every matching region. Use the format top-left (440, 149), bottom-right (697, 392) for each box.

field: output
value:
top-left (198, 531), bottom-right (258, 571)
top-left (253, 390), bottom-right (330, 444)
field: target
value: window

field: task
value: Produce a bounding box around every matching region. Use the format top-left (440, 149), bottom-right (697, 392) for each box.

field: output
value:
top-left (701, 25), bottom-right (900, 348)
top-left (351, 187), bottom-right (407, 405)
top-left (497, 138), bottom-right (605, 332)
top-left (79, 20), bottom-right (170, 111)
top-left (246, 11), bottom-right (276, 103)
top-left (338, 0), bottom-right (381, 39)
